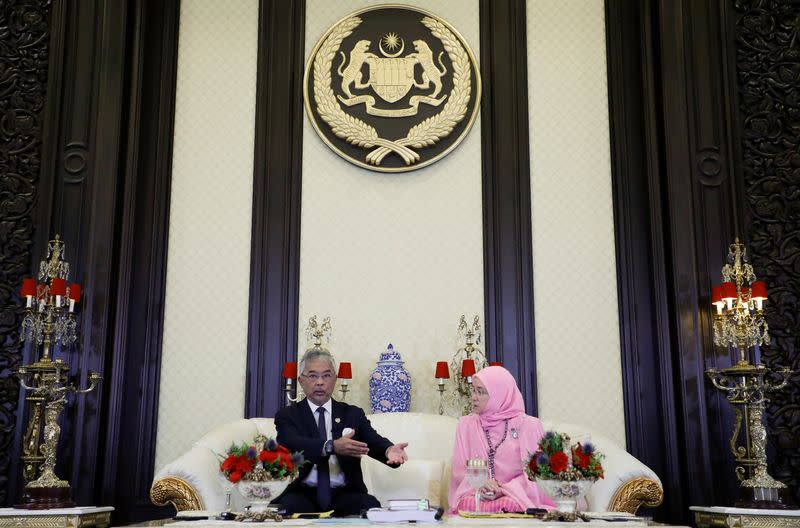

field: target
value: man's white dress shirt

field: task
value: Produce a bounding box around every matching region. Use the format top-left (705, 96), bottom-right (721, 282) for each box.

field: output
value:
top-left (302, 399), bottom-right (346, 487)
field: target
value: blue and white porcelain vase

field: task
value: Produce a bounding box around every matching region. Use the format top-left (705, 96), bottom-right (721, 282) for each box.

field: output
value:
top-left (369, 343), bottom-right (411, 413)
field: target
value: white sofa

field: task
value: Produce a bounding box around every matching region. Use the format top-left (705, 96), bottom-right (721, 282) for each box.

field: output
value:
top-left (151, 412), bottom-right (662, 514)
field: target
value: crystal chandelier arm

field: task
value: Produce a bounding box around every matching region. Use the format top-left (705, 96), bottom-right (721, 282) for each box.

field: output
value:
top-left (763, 367), bottom-right (791, 392)
top-left (74, 372), bottom-right (102, 394)
top-left (16, 372), bottom-right (37, 392)
top-left (706, 370), bottom-right (736, 393)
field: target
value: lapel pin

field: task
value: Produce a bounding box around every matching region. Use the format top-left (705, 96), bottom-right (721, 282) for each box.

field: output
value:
top-left (335, 417), bottom-right (341, 424)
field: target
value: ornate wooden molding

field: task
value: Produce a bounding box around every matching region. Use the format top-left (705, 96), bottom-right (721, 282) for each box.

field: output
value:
top-left (604, 0), bottom-right (683, 512)
top-left (150, 476), bottom-right (203, 512)
top-left (98, 0), bottom-right (181, 519)
top-left (734, 0), bottom-right (800, 503)
top-left (0, 0), bottom-right (53, 505)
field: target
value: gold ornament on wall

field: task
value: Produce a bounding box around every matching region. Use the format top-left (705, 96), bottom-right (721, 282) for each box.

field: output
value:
top-left (304, 5), bottom-right (481, 172)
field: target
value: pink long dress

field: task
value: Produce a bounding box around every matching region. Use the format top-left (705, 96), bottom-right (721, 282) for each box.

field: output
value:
top-left (448, 367), bottom-right (555, 514)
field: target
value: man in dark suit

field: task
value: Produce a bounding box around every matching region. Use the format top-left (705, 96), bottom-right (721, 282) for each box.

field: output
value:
top-left (272, 349), bottom-right (409, 516)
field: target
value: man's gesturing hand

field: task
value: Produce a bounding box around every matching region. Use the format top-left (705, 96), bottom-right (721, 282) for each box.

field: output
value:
top-left (333, 430), bottom-right (369, 457)
top-left (385, 443), bottom-right (409, 465)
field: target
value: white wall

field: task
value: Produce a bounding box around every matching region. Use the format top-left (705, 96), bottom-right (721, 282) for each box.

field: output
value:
top-left (154, 0), bottom-right (627, 471)
top-left (298, 0), bottom-right (484, 416)
top-left (154, 0), bottom-right (258, 471)
top-left (527, 0), bottom-right (626, 446)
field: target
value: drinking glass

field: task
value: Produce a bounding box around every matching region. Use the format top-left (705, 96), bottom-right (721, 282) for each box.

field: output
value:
top-left (465, 458), bottom-right (488, 513)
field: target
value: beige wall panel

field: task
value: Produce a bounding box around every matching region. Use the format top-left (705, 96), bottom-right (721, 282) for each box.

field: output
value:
top-left (527, 0), bottom-right (626, 446)
top-left (300, 0), bottom-right (483, 416)
top-left (155, 0), bottom-right (259, 471)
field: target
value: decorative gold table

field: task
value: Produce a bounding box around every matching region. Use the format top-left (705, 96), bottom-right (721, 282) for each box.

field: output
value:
top-left (692, 506), bottom-right (800, 528)
top-left (0, 507), bottom-right (113, 528)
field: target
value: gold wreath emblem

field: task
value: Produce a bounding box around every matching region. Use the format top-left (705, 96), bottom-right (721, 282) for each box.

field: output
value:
top-left (310, 15), bottom-right (474, 169)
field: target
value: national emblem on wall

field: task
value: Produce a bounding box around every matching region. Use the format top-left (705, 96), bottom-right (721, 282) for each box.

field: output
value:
top-left (304, 4), bottom-right (481, 172)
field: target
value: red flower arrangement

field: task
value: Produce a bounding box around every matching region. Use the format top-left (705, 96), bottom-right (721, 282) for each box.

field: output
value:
top-left (219, 435), bottom-right (304, 483)
top-left (524, 431), bottom-right (604, 481)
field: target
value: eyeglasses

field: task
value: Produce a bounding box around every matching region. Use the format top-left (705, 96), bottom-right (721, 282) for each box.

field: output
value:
top-left (302, 372), bottom-right (334, 381)
top-left (471, 386), bottom-right (488, 396)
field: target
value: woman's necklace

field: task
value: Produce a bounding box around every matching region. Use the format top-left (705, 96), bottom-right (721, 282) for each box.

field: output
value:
top-left (483, 419), bottom-right (509, 480)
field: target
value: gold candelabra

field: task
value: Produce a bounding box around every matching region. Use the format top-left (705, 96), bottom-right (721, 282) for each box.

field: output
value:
top-left (705, 238), bottom-right (793, 509)
top-left (288, 315), bottom-right (334, 402)
top-left (711, 239), bottom-right (770, 355)
top-left (305, 315), bottom-right (332, 351)
top-left (14, 235), bottom-right (102, 509)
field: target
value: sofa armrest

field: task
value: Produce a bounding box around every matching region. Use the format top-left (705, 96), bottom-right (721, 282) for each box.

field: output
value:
top-left (541, 422), bottom-right (663, 514)
top-left (608, 477), bottom-right (664, 513)
top-left (150, 475), bottom-right (203, 512)
top-left (584, 443), bottom-right (663, 513)
top-left (151, 445), bottom-right (228, 512)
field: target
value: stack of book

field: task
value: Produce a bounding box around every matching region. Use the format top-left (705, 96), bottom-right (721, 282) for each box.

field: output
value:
top-left (365, 499), bottom-right (443, 523)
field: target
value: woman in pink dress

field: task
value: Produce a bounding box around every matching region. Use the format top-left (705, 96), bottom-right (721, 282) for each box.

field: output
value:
top-left (448, 366), bottom-right (554, 513)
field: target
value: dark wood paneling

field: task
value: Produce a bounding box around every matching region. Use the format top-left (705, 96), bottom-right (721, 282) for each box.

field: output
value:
top-left (733, 0), bottom-right (800, 504)
top-left (605, 0), bottom-right (788, 521)
top-left (4, 0), bottom-right (179, 520)
top-left (656, 0), bottom-right (745, 511)
top-left (99, 0), bottom-right (180, 522)
top-left (604, 0), bottom-right (685, 521)
top-left (7, 0), bottom-right (130, 505)
top-left (0, 0), bottom-right (54, 505)
top-left (479, 0), bottom-right (538, 414)
top-left (245, 0), bottom-right (305, 419)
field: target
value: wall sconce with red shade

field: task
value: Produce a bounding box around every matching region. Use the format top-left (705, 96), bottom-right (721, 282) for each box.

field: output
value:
top-left (461, 359), bottom-right (476, 384)
top-left (434, 361), bottom-right (450, 415)
top-left (337, 362), bottom-right (352, 401)
top-left (282, 361), bottom-right (297, 406)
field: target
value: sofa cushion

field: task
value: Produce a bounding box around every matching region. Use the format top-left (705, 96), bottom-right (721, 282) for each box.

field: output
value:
top-left (362, 457), bottom-right (445, 507)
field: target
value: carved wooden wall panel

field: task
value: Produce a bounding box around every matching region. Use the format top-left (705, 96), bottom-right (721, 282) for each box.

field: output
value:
top-left (734, 0), bottom-right (800, 502)
top-left (0, 0), bottom-right (51, 505)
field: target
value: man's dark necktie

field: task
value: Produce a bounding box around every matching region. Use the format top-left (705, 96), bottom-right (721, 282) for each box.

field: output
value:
top-left (316, 407), bottom-right (331, 510)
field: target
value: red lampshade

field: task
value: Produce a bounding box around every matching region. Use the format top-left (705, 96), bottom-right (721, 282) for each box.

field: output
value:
top-left (721, 281), bottom-right (737, 301)
top-left (20, 278), bottom-right (36, 297)
top-left (751, 281), bottom-right (768, 300)
top-left (461, 359), bottom-right (476, 378)
top-left (282, 361), bottom-right (297, 379)
top-left (711, 285), bottom-right (723, 305)
top-left (741, 287), bottom-right (750, 300)
top-left (489, 361), bottom-right (503, 367)
top-left (68, 283), bottom-right (81, 302)
top-left (435, 361), bottom-right (450, 379)
top-left (50, 278), bottom-right (66, 296)
top-left (338, 362), bottom-right (352, 379)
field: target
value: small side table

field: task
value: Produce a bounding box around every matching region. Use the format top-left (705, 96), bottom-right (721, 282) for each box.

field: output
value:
top-left (0, 506), bottom-right (114, 528)
top-left (692, 506), bottom-right (800, 528)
